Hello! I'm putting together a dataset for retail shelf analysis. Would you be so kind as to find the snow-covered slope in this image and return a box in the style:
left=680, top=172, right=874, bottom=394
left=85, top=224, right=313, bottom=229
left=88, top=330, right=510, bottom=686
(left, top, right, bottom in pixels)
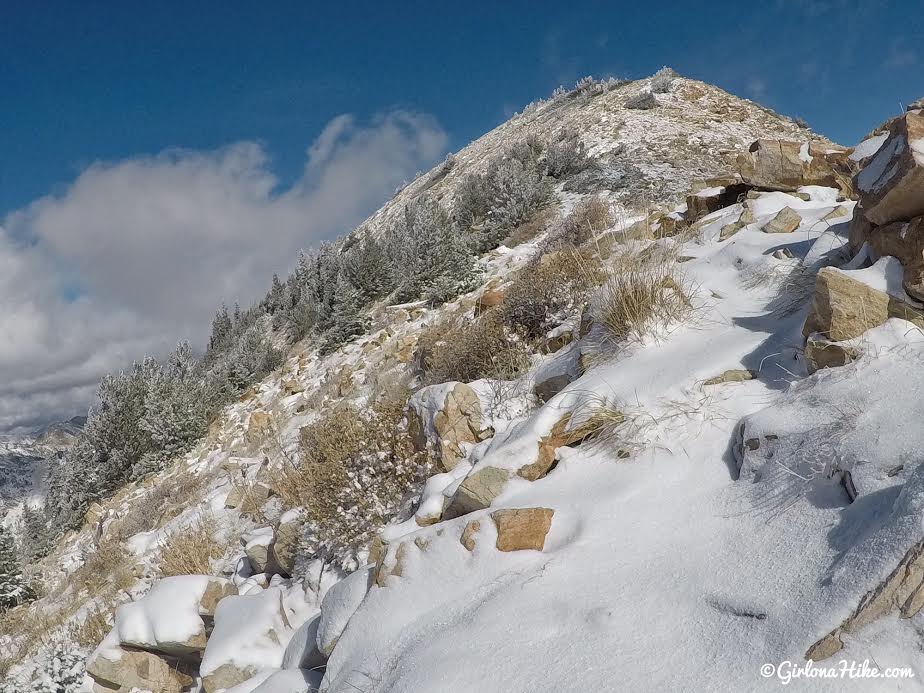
left=13, top=74, right=924, bottom=692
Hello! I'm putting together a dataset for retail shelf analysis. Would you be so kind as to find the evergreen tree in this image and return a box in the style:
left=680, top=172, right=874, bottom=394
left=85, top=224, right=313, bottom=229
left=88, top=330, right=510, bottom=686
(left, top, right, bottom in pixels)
left=207, top=304, right=234, bottom=355
left=342, top=234, right=394, bottom=303
left=0, top=524, right=31, bottom=611
left=320, top=272, right=370, bottom=354
left=18, top=504, right=51, bottom=562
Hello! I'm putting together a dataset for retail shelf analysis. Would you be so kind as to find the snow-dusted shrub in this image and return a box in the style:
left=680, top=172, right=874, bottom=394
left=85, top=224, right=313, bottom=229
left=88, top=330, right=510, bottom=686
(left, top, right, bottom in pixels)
left=480, top=157, right=552, bottom=249
left=420, top=313, right=532, bottom=385
left=650, top=66, right=677, bottom=93
left=543, top=127, right=591, bottom=179
left=501, top=247, right=604, bottom=341
left=0, top=643, right=86, bottom=693
left=625, top=90, right=657, bottom=110
left=277, top=387, right=433, bottom=572
left=591, top=248, right=692, bottom=343
left=157, top=513, right=227, bottom=578
left=0, top=525, right=32, bottom=612
left=544, top=195, right=614, bottom=250
left=73, top=605, right=112, bottom=648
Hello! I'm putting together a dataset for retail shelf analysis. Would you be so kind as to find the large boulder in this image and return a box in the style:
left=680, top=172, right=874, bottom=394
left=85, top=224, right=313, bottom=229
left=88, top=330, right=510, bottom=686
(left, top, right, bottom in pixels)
left=442, top=466, right=511, bottom=520
left=737, top=139, right=852, bottom=193
left=864, top=216, right=924, bottom=301
left=281, top=613, right=326, bottom=671
left=802, top=259, right=924, bottom=343
left=200, top=588, right=293, bottom=693
left=316, top=566, right=373, bottom=657
left=86, top=636, right=195, bottom=693
left=855, top=110, right=924, bottom=226
left=113, top=576, right=237, bottom=658
left=408, top=382, right=489, bottom=471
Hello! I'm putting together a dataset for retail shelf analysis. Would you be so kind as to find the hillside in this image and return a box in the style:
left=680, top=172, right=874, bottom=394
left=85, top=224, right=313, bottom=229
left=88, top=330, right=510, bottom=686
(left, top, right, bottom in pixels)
left=7, top=71, right=924, bottom=692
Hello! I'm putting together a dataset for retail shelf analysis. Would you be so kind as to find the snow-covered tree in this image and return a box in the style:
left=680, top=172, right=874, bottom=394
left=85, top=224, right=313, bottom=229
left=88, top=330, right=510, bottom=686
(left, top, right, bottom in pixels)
left=320, top=272, right=371, bottom=354
left=342, top=233, right=394, bottom=303
left=0, top=524, right=32, bottom=611
left=18, top=504, right=51, bottom=562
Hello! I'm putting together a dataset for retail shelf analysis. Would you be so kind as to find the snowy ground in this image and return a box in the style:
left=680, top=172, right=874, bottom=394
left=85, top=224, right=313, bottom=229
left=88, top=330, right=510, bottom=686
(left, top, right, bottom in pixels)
left=321, top=189, right=924, bottom=692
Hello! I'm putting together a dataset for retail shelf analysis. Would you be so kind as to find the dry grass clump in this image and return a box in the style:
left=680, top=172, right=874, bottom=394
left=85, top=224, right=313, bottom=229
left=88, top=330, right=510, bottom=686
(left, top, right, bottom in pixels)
left=74, top=540, right=136, bottom=596
left=501, top=246, right=604, bottom=341
left=544, top=195, right=614, bottom=250
left=273, top=388, right=433, bottom=571
left=502, top=205, right=557, bottom=247
left=157, top=513, right=226, bottom=578
left=72, top=605, right=113, bottom=648
left=420, top=312, right=532, bottom=385
left=592, top=246, right=693, bottom=344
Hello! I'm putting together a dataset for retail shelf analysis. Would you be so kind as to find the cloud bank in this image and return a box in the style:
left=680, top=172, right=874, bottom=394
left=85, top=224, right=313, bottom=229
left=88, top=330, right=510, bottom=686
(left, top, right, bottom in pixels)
left=0, top=111, right=447, bottom=430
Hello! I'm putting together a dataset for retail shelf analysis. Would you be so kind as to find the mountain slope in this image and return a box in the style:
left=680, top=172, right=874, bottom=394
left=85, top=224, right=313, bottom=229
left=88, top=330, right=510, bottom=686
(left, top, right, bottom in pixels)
left=11, top=73, right=919, bottom=692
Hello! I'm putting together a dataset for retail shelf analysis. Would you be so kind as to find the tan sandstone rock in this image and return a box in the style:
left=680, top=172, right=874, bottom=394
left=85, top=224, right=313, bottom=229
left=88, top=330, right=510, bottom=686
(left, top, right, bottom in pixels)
left=86, top=645, right=194, bottom=693
left=855, top=110, right=924, bottom=226
left=802, top=266, right=924, bottom=342
left=761, top=206, right=802, bottom=234
left=491, top=508, right=555, bottom=552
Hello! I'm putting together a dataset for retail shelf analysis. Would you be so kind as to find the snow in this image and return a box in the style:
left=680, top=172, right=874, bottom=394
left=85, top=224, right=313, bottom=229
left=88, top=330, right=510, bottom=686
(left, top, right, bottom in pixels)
left=113, top=575, right=223, bottom=653
left=831, top=256, right=914, bottom=303
left=200, top=588, right=294, bottom=679
left=316, top=566, right=373, bottom=655
left=850, top=133, right=888, bottom=162
left=857, top=134, right=904, bottom=193
left=695, top=185, right=725, bottom=197
left=321, top=189, right=924, bottom=691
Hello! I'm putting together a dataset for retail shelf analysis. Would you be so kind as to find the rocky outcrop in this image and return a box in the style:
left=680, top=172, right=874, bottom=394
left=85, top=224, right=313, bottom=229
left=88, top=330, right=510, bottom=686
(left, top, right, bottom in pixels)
left=408, top=382, right=491, bottom=471
left=86, top=643, right=196, bottom=693
left=736, top=139, right=852, bottom=193
left=855, top=110, right=924, bottom=227
left=802, top=263, right=924, bottom=343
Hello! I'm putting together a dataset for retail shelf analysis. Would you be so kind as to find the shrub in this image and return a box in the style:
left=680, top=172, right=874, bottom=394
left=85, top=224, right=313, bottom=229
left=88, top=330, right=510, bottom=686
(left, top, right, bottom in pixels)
left=544, top=128, right=591, bottom=179
left=591, top=248, right=693, bottom=343
left=157, top=514, right=226, bottom=578
left=501, top=248, right=604, bottom=341
left=275, top=388, right=433, bottom=572
left=544, top=195, right=614, bottom=250
left=625, top=91, right=657, bottom=110
left=420, top=313, right=532, bottom=385
left=650, top=66, right=677, bottom=93
left=73, top=606, right=112, bottom=648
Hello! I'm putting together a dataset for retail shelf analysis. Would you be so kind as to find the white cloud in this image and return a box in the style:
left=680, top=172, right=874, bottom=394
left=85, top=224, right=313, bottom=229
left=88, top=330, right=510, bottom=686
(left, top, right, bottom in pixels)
left=0, top=110, right=447, bottom=430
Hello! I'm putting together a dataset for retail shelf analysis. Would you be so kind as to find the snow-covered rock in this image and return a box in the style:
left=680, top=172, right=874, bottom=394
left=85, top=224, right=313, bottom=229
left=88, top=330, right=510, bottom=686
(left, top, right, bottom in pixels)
left=316, top=565, right=373, bottom=657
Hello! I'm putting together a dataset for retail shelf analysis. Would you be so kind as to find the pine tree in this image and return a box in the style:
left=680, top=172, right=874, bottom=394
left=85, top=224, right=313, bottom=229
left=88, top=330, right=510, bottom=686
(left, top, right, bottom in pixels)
left=0, top=524, right=32, bottom=611
left=342, top=234, right=394, bottom=303
left=18, top=504, right=51, bottom=562
left=207, top=304, right=234, bottom=355
left=320, top=272, right=370, bottom=354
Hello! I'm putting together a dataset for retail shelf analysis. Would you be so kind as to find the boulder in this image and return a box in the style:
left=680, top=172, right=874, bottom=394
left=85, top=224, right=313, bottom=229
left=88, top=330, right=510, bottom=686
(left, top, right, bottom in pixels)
left=491, top=508, right=555, bottom=552
left=317, top=566, right=373, bottom=657
left=442, top=466, right=511, bottom=519
left=533, top=372, right=574, bottom=403
left=865, top=216, right=924, bottom=301
left=761, top=206, right=802, bottom=234
left=855, top=110, right=924, bottom=226
left=270, top=513, right=301, bottom=577
left=684, top=179, right=751, bottom=223
left=281, top=613, right=326, bottom=671
left=86, top=640, right=195, bottom=693
left=719, top=203, right=757, bottom=241
left=802, top=262, right=924, bottom=342
left=804, top=335, right=858, bottom=374
left=201, top=588, right=293, bottom=693
left=244, top=527, right=276, bottom=574
left=737, top=139, right=852, bottom=193
left=408, top=382, right=488, bottom=471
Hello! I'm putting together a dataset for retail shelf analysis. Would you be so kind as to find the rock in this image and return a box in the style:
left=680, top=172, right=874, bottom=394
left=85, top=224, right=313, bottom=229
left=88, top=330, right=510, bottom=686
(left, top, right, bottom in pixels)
left=855, top=110, right=924, bottom=226
left=86, top=640, right=195, bottom=693
left=806, top=539, right=924, bottom=661
left=491, top=508, right=555, bottom=552
left=244, top=527, right=276, bottom=574
left=201, top=588, right=293, bottom=692
left=203, top=662, right=261, bottom=693
left=865, top=216, right=924, bottom=301
left=737, top=139, right=852, bottom=193
left=270, top=514, right=301, bottom=577
left=114, top=576, right=236, bottom=658
left=460, top=519, right=482, bottom=551
left=408, top=382, right=488, bottom=472
left=804, top=335, right=859, bottom=374
left=625, top=90, right=656, bottom=110
left=519, top=413, right=593, bottom=482
left=847, top=209, right=874, bottom=254
left=761, top=206, right=802, bottom=234
left=703, top=369, right=756, bottom=386
left=281, top=613, right=326, bottom=671
left=280, top=379, right=302, bottom=396
left=442, top=466, right=511, bottom=519
left=317, top=566, right=373, bottom=657
left=533, top=372, right=574, bottom=403
left=802, top=263, right=924, bottom=342
left=246, top=411, right=273, bottom=445
left=684, top=180, right=751, bottom=223
left=225, top=482, right=273, bottom=515
left=540, top=327, right=573, bottom=355
left=475, top=286, right=505, bottom=315
left=719, top=203, right=757, bottom=241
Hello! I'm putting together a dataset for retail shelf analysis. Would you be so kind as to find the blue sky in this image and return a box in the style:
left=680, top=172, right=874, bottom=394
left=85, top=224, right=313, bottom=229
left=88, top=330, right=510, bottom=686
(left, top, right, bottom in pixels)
left=2, top=1, right=923, bottom=216
left=0, top=0, right=922, bottom=429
